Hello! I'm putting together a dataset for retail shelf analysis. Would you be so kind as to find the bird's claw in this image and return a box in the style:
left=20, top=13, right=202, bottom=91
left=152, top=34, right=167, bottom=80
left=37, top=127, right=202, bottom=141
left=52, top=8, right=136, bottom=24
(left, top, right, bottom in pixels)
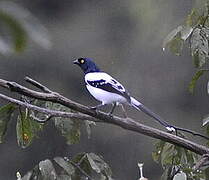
left=90, top=106, right=97, bottom=110
left=108, top=113, right=113, bottom=118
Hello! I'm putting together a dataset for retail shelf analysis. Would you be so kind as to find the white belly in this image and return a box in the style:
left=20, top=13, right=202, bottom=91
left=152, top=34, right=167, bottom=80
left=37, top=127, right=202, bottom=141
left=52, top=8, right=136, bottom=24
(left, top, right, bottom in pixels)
left=86, top=85, right=127, bottom=105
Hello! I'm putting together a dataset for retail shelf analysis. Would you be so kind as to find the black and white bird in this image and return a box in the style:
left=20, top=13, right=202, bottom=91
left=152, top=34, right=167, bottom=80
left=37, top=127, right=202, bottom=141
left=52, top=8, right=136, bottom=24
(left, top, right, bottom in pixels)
left=73, top=57, right=174, bottom=131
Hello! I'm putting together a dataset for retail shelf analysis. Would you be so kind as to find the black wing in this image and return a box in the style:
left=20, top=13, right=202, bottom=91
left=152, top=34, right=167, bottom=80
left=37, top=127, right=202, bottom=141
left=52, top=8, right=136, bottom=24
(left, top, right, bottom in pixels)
left=87, top=79, right=131, bottom=102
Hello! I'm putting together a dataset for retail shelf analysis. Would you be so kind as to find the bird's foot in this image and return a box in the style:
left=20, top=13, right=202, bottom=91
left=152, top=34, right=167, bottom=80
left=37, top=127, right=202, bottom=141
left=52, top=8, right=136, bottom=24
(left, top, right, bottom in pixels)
left=90, top=106, right=97, bottom=110
left=108, top=113, right=114, bottom=118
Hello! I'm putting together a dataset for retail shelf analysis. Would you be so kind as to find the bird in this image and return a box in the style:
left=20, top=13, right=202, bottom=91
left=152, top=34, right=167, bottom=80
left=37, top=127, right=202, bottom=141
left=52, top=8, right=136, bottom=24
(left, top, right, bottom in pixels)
left=73, top=57, right=174, bottom=131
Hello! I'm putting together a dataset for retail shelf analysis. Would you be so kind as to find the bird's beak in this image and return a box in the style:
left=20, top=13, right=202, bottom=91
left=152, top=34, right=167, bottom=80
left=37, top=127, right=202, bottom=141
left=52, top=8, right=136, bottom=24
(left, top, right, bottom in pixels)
left=73, top=59, right=79, bottom=65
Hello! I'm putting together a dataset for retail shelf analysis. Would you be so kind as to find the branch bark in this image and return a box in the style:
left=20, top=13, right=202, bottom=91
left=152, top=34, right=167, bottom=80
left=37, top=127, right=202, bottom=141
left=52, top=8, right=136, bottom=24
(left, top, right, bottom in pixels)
left=0, top=78, right=209, bottom=155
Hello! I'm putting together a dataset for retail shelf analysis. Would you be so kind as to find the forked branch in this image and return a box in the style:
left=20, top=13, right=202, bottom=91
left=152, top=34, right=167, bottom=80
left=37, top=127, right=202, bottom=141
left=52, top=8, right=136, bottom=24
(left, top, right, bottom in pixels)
left=0, top=77, right=209, bottom=156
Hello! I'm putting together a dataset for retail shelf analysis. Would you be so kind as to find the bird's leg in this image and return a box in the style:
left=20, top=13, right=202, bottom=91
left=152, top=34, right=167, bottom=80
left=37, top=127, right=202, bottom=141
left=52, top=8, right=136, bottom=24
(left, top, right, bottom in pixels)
left=120, top=104, right=128, bottom=118
left=90, top=103, right=105, bottom=111
left=108, top=102, right=117, bottom=116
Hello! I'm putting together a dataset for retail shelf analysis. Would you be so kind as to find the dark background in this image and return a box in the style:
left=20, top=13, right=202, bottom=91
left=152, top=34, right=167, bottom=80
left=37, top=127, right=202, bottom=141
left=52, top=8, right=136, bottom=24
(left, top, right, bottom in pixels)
left=0, top=0, right=208, bottom=179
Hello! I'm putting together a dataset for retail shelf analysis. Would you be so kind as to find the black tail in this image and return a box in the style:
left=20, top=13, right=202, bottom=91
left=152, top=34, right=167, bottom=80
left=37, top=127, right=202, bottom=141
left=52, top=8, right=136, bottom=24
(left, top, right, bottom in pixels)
left=130, top=97, right=175, bottom=131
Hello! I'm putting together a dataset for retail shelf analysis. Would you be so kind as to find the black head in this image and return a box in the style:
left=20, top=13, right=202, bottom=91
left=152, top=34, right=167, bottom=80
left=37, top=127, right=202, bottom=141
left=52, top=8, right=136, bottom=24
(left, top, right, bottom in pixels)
left=73, top=57, right=100, bottom=74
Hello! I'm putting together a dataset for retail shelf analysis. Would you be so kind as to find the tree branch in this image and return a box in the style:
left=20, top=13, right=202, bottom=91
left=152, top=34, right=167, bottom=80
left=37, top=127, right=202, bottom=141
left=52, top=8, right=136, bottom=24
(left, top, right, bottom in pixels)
left=193, top=154, right=209, bottom=171
left=1, top=78, right=208, bottom=139
left=24, top=76, right=52, bottom=93
left=0, top=78, right=209, bottom=155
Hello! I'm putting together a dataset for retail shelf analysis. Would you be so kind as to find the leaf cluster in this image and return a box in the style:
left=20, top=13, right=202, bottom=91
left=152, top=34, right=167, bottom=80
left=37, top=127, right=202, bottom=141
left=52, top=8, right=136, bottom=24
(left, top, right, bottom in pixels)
left=163, top=2, right=209, bottom=93
left=152, top=140, right=209, bottom=180
left=19, top=153, right=113, bottom=180
left=0, top=100, right=96, bottom=148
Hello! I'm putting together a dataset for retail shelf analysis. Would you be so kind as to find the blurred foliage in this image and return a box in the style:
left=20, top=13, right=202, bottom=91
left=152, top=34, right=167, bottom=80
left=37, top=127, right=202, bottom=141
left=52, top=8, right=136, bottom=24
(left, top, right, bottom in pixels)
left=45, top=102, right=95, bottom=145
left=152, top=140, right=208, bottom=180
left=17, top=153, right=113, bottom=180
left=163, top=0, right=209, bottom=94
left=163, top=5, right=209, bottom=179
left=0, top=103, right=16, bottom=142
left=0, top=100, right=96, bottom=147
left=0, top=1, right=51, bottom=55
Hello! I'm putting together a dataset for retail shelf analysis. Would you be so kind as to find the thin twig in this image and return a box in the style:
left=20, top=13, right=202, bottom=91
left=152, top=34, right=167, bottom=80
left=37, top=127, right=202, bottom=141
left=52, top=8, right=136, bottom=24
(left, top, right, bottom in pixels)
left=173, top=127, right=209, bottom=140
left=30, top=114, right=54, bottom=123
left=193, top=154, right=209, bottom=171
left=0, top=93, right=98, bottom=122
left=24, top=76, right=52, bottom=93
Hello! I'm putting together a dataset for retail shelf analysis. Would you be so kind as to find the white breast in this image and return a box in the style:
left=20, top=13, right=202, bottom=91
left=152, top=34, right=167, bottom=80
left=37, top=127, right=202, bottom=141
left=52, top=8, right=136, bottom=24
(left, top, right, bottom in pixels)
left=85, top=72, right=127, bottom=105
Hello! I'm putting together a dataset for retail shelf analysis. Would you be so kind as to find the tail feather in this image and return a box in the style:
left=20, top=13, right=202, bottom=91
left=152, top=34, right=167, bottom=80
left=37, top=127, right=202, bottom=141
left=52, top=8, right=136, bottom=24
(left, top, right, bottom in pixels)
left=130, top=97, right=175, bottom=131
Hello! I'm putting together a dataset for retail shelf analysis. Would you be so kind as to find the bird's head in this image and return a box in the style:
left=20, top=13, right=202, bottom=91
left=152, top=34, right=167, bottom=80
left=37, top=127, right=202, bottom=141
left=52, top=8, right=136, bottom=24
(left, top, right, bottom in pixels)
left=73, top=57, right=100, bottom=74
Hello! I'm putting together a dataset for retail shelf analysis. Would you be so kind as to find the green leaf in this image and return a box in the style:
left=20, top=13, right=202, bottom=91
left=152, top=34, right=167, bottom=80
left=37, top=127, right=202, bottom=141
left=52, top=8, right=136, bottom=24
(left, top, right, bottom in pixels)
left=186, top=9, right=200, bottom=27
left=203, top=114, right=209, bottom=126
left=87, top=153, right=113, bottom=178
left=0, top=11, right=26, bottom=53
left=73, top=153, right=92, bottom=178
left=87, top=153, right=102, bottom=173
left=152, top=140, right=166, bottom=163
left=181, top=26, right=194, bottom=41
left=21, top=171, right=33, bottom=180
left=163, top=26, right=183, bottom=51
left=166, top=32, right=184, bottom=56
left=161, top=166, right=173, bottom=180
left=54, top=118, right=81, bottom=145
left=57, top=175, right=71, bottom=180
left=188, top=70, right=207, bottom=94
left=39, top=159, right=57, bottom=179
left=16, top=109, right=43, bottom=148
left=85, top=120, right=96, bottom=139
left=0, top=103, right=16, bottom=143
left=72, top=153, right=113, bottom=179
left=161, top=143, right=177, bottom=167
left=205, top=167, right=209, bottom=180
left=163, top=25, right=193, bottom=56
left=0, top=2, right=51, bottom=55
left=191, top=28, right=209, bottom=68
left=54, top=157, right=75, bottom=176
left=45, top=102, right=84, bottom=144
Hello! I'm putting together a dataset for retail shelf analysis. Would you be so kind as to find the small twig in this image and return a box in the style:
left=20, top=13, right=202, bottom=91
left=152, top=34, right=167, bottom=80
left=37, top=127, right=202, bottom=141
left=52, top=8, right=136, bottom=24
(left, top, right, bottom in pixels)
left=30, top=114, right=54, bottom=123
left=70, top=161, right=94, bottom=180
left=25, top=76, right=52, bottom=93
left=173, top=127, right=209, bottom=140
left=193, top=154, right=209, bottom=171
left=0, top=93, right=98, bottom=122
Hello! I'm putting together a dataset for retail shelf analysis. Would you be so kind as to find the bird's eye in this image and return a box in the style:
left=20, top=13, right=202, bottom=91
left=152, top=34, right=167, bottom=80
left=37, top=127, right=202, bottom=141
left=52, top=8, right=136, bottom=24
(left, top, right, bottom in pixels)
left=80, top=59, right=85, bottom=64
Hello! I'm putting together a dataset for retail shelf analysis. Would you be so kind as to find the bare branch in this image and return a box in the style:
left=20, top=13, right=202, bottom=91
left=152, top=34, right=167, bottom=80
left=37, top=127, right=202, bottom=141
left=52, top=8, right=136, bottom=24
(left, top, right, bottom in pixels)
left=0, top=78, right=209, bottom=155
left=0, top=93, right=98, bottom=122
left=30, top=114, right=54, bottom=123
left=193, top=154, right=209, bottom=171
left=1, top=78, right=207, bottom=139
left=24, top=76, right=52, bottom=93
